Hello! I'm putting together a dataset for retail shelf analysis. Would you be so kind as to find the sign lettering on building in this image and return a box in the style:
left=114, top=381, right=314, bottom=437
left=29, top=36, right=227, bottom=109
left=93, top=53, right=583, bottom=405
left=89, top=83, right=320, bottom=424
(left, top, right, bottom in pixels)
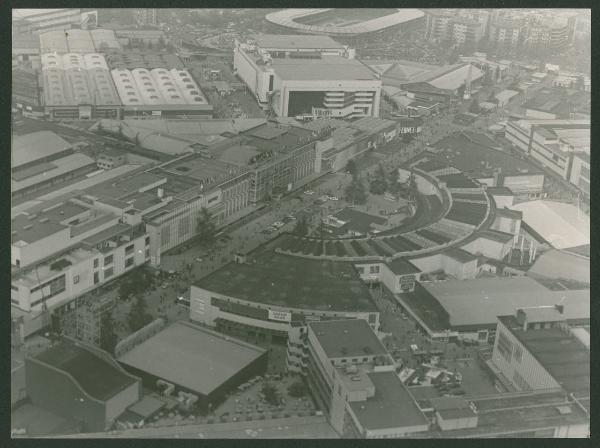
left=268, top=309, right=291, bottom=322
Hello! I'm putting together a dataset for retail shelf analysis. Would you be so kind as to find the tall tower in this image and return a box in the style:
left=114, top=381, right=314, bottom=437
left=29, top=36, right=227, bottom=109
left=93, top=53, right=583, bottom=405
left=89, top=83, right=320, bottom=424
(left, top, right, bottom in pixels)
left=463, top=63, right=473, bottom=100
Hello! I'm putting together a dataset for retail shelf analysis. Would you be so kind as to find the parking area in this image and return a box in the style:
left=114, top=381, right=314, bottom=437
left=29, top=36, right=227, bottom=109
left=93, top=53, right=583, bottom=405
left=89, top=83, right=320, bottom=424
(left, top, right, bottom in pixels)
left=149, top=372, right=317, bottom=428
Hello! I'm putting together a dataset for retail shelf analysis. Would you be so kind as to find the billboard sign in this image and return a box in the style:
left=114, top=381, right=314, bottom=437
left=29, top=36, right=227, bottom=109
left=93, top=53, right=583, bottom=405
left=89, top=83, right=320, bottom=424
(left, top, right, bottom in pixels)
left=268, top=310, right=291, bottom=322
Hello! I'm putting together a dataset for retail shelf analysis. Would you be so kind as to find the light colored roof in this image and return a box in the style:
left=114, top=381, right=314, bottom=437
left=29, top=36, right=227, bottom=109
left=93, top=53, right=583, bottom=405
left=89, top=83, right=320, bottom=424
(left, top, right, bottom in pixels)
left=427, top=64, right=484, bottom=91
left=42, top=53, right=120, bottom=106
left=89, top=29, right=121, bottom=50
left=570, top=327, right=589, bottom=350
left=12, top=131, right=72, bottom=168
left=111, top=68, right=206, bottom=106
left=117, top=322, right=265, bottom=395
left=12, top=153, right=96, bottom=192
left=271, top=56, right=379, bottom=81
left=254, top=34, right=344, bottom=50
left=265, top=8, right=425, bottom=35
left=495, top=89, right=519, bottom=102
left=423, top=277, right=589, bottom=327
left=13, top=9, right=77, bottom=20
left=528, top=249, right=590, bottom=284
left=511, top=200, right=589, bottom=249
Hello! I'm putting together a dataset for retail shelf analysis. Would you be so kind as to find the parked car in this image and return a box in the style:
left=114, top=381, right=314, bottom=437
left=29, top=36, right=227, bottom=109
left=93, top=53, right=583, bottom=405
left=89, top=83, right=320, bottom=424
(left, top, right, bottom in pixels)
left=328, top=196, right=339, bottom=201
left=272, top=221, right=285, bottom=229
left=194, top=257, right=203, bottom=262
left=304, top=190, right=315, bottom=195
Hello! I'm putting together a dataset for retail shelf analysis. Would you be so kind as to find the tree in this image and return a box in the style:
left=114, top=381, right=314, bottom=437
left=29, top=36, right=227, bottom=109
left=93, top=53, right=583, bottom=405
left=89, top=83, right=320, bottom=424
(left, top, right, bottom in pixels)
left=196, top=207, right=217, bottom=245
left=469, top=99, right=480, bottom=114
left=345, top=159, right=358, bottom=177
left=293, top=215, right=310, bottom=236
left=127, top=295, right=153, bottom=333
left=99, top=311, right=118, bottom=354
left=261, top=382, right=280, bottom=406
left=369, top=179, right=387, bottom=195
left=344, top=176, right=367, bottom=205
left=287, top=380, right=307, bottom=398
left=387, top=167, right=399, bottom=187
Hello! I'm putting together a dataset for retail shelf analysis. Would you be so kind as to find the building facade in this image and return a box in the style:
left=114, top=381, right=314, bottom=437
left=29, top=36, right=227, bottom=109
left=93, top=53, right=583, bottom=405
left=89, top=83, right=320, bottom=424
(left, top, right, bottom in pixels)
left=234, top=36, right=381, bottom=119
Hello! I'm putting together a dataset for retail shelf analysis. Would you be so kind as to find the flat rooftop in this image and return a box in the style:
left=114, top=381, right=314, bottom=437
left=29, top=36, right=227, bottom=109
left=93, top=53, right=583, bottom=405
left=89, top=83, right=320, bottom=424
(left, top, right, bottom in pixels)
left=270, top=56, right=379, bottom=82
left=118, top=322, right=266, bottom=396
left=309, top=319, right=387, bottom=359
left=255, top=34, right=344, bottom=50
left=432, top=133, right=543, bottom=177
left=426, top=391, right=589, bottom=437
left=511, top=200, right=590, bottom=250
left=499, top=316, right=590, bottom=395
left=349, top=371, right=429, bottom=431
left=387, top=257, right=421, bottom=275
left=423, top=277, right=590, bottom=328
left=33, top=341, right=137, bottom=401
left=12, top=131, right=72, bottom=169
left=11, top=200, right=89, bottom=244
left=12, top=153, right=96, bottom=193
left=194, top=248, right=376, bottom=312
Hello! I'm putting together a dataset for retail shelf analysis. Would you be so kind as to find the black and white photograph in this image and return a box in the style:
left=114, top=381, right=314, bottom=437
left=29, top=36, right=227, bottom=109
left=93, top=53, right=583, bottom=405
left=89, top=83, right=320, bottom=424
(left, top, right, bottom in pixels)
left=10, top=6, right=591, bottom=439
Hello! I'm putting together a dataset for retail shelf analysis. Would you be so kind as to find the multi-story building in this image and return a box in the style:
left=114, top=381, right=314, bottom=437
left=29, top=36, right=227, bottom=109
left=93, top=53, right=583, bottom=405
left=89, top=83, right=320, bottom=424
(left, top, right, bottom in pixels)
left=524, top=17, right=574, bottom=52
left=189, top=246, right=381, bottom=374
left=11, top=197, right=151, bottom=313
left=425, top=9, right=488, bottom=46
left=424, top=9, right=455, bottom=42
left=504, top=119, right=590, bottom=189
left=488, top=17, right=527, bottom=51
left=134, top=8, right=157, bottom=26
left=450, top=17, right=485, bottom=47
left=306, top=319, right=430, bottom=437
left=568, top=153, right=590, bottom=196
left=491, top=307, right=589, bottom=400
left=234, top=35, right=381, bottom=119
left=75, top=296, right=116, bottom=346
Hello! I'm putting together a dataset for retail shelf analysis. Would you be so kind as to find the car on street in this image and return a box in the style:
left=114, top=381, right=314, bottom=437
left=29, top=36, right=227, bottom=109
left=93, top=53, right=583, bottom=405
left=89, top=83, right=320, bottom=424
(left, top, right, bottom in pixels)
left=328, top=196, right=339, bottom=201
left=272, top=221, right=285, bottom=229
left=194, top=257, right=203, bottom=262
left=304, top=190, right=315, bottom=195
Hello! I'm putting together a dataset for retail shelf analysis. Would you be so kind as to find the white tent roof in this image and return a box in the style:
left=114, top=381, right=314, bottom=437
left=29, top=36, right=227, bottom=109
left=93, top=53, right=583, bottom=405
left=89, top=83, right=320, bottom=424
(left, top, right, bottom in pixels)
left=511, top=200, right=589, bottom=250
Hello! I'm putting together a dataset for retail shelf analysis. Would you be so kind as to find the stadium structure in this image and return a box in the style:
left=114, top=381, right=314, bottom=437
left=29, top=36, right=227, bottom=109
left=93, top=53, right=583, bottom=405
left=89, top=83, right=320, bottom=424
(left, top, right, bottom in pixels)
left=265, top=9, right=426, bottom=43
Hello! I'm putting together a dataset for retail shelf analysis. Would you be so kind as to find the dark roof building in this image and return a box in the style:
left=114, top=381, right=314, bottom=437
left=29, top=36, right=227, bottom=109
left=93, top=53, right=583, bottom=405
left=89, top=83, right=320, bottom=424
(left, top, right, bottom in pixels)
left=25, top=339, right=141, bottom=432
left=194, top=250, right=376, bottom=313
left=117, top=322, right=267, bottom=405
